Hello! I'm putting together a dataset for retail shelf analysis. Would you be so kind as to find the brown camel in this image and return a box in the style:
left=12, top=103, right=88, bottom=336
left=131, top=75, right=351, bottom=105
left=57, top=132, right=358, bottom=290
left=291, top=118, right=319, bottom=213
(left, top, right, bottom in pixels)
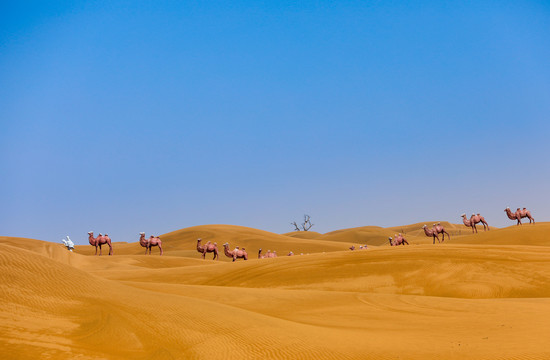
left=223, top=243, right=248, bottom=261
left=505, top=207, right=535, bottom=225
left=287, top=251, right=294, bottom=256
left=258, top=248, right=267, bottom=259
left=433, top=223, right=450, bottom=241
left=196, top=238, right=219, bottom=260
left=139, top=232, right=163, bottom=255
left=469, top=213, right=489, bottom=233
left=389, top=234, right=409, bottom=246
left=87, top=232, right=112, bottom=256
left=87, top=231, right=113, bottom=256
left=422, top=225, right=440, bottom=244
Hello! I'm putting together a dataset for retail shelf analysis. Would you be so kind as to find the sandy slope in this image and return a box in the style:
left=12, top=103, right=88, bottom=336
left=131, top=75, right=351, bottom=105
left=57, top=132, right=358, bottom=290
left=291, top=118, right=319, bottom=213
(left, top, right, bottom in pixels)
left=2, top=223, right=550, bottom=359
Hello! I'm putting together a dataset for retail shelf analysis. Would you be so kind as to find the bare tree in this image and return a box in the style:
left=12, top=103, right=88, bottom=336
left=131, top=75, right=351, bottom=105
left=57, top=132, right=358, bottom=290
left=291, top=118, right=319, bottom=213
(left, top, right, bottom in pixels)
left=302, top=214, right=314, bottom=231
left=291, top=214, right=314, bottom=231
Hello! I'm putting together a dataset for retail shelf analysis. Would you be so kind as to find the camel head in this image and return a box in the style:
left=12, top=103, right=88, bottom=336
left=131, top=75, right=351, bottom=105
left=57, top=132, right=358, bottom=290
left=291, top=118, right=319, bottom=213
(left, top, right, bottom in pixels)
left=223, top=242, right=229, bottom=248
left=197, top=238, right=202, bottom=244
left=422, top=225, right=427, bottom=228
left=461, top=213, right=466, bottom=218
left=139, top=232, right=145, bottom=238
left=88, top=231, right=94, bottom=236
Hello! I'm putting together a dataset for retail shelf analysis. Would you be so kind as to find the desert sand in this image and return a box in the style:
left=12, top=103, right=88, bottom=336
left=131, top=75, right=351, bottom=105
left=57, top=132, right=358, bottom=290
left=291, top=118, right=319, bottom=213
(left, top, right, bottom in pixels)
left=2, top=222, right=550, bottom=359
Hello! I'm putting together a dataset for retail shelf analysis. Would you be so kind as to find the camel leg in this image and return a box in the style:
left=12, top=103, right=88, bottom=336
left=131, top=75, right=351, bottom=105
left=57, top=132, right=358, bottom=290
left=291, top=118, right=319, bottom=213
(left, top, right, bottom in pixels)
left=95, top=245, right=98, bottom=256
left=159, top=245, right=163, bottom=256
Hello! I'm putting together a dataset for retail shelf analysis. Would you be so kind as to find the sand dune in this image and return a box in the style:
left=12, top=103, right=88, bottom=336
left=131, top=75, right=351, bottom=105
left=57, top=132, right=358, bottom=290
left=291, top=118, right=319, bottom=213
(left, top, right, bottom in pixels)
left=2, top=222, right=550, bottom=359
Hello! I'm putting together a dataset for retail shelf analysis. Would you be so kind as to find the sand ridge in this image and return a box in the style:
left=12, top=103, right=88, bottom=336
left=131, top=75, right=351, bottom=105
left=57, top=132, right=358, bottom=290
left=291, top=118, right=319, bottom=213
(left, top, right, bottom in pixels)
left=2, top=223, right=550, bottom=359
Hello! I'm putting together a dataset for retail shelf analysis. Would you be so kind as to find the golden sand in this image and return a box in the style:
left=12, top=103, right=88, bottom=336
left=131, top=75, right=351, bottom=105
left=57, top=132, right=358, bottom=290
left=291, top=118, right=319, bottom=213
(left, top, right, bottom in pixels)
left=2, top=223, right=550, bottom=359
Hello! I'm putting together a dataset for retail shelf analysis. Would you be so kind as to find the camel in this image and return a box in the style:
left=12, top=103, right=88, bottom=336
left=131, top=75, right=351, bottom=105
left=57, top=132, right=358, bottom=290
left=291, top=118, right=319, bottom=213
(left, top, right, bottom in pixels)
left=196, top=238, right=219, bottom=260
left=469, top=214, right=489, bottom=233
left=287, top=251, right=294, bottom=256
left=349, top=245, right=356, bottom=251
left=259, top=249, right=278, bottom=258
left=505, top=207, right=535, bottom=225
left=223, top=243, right=248, bottom=261
left=87, top=231, right=113, bottom=255
left=433, top=223, right=450, bottom=241
left=139, top=232, right=163, bottom=255
left=389, top=234, right=409, bottom=246
left=422, top=225, right=440, bottom=244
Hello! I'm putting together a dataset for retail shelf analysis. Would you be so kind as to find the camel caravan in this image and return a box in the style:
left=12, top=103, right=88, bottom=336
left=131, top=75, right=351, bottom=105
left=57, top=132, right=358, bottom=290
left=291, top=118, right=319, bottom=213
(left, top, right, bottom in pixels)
left=75, top=206, right=534, bottom=256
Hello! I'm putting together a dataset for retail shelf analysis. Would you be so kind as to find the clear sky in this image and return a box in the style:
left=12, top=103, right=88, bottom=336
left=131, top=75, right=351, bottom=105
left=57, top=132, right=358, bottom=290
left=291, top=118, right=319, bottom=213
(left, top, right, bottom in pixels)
left=1, top=1, right=549, bottom=245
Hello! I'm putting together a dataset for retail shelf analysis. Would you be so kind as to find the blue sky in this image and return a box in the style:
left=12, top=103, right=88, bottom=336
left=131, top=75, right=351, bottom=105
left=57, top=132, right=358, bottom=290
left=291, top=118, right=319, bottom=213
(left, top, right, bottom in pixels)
left=1, top=1, right=549, bottom=244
